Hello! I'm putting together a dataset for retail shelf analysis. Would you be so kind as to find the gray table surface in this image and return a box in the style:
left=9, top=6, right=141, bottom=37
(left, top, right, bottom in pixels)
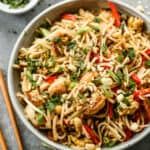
left=0, top=0, right=150, bottom=150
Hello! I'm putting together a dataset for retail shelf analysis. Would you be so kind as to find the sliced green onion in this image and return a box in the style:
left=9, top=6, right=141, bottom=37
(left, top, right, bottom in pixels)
left=77, top=27, right=90, bottom=34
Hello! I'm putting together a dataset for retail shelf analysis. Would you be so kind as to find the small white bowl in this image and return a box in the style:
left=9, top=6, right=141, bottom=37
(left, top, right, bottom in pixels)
left=0, top=0, right=39, bottom=14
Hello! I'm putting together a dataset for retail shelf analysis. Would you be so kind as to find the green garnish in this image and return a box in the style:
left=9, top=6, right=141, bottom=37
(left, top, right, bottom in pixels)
left=26, top=71, right=37, bottom=87
left=90, top=23, right=100, bottom=31
left=103, top=88, right=114, bottom=98
left=101, top=42, right=108, bottom=52
left=108, top=70, right=122, bottom=85
left=77, top=27, right=90, bottom=34
left=128, top=48, right=135, bottom=60
left=128, top=79, right=136, bottom=93
left=39, top=28, right=50, bottom=37
left=93, top=77, right=101, bottom=86
left=67, top=41, right=76, bottom=50
left=53, top=37, right=62, bottom=43
left=0, top=0, right=29, bottom=8
left=145, top=60, right=150, bottom=68
left=46, top=95, right=61, bottom=112
left=69, top=82, right=77, bottom=89
left=83, top=48, right=89, bottom=54
left=122, top=48, right=135, bottom=60
left=37, top=114, right=44, bottom=125
left=122, top=97, right=130, bottom=106
left=117, top=54, right=124, bottom=63
left=70, top=73, right=78, bottom=82
left=94, top=17, right=101, bottom=23
left=27, top=58, right=39, bottom=73
left=103, top=137, right=117, bottom=147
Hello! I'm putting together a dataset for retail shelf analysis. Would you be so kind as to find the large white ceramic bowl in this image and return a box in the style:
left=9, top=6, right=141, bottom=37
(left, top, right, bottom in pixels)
left=8, top=0, right=150, bottom=149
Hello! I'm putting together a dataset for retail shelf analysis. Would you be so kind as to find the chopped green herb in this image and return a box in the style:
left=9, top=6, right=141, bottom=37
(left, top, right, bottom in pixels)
left=90, top=23, right=100, bottom=31
left=123, top=97, right=130, bottom=106
left=127, top=79, right=136, bottom=95
left=46, top=95, right=61, bottom=112
left=37, top=114, right=44, bottom=125
left=93, top=77, right=101, bottom=86
left=83, top=48, right=89, bottom=54
left=53, top=37, right=62, bottom=43
left=117, top=54, right=124, bottom=63
left=103, top=88, right=114, bottom=98
left=77, top=27, right=90, bottom=34
left=122, top=50, right=128, bottom=57
left=145, top=60, right=150, bottom=68
left=101, top=43, right=108, bottom=52
left=103, top=137, right=117, bottom=147
left=69, top=82, right=77, bottom=89
left=128, top=48, right=135, bottom=60
left=122, top=48, right=135, bottom=60
left=108, top=70, right=121, bottom=85
left=27, top=58, right=39, bottom=73
left=26, top=71, right=37, bottom=87
left=70, top=73, right=78, bottom=82
left=67, top=41, right=76, bottom=50
left=0, top=0, right=29, bottom=8
left=116, top=69, right=124, bottom=81
left=94, top=17, right=101, bottom=23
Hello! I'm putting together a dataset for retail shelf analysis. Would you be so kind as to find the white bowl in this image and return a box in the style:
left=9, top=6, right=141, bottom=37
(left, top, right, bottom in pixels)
left=8, top=0, right=150, bottom=149
left=0, top=0, right=39, bottom=14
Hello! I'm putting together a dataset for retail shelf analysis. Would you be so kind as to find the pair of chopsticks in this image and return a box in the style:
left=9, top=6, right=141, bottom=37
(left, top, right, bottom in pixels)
left=0, top=69, right=23, bottom=150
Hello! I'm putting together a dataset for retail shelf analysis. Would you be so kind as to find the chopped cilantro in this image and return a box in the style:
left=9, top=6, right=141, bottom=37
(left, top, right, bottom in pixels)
left=37, top=114, right=44, bottom=125
left=128, top=48, right=135, bottom=60
left=46, top=95, right=61, bottom=112
left=101, top=43, right=108, bottom=52
left=108, top=70, right=121, bottom=85
left=67, top=41, right=76, bottom=50
left=94, top=17, right=101, bottom=23
left=145, top=60, right=150, bottom=68
left=53, top=37, right=62, bottom=43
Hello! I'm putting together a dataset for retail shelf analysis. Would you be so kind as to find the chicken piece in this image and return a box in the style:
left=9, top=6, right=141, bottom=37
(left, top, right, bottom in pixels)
left=127, top=16, right=144, bottom=31
left=84, top=95, right=106, bottom=116
left=21, top=76, right=32, bottom=92
left=48, top=77, right=70, bottom=96
left=80, top=72, right=98, bottom=84
left=27, top=90, right=44, bottom=106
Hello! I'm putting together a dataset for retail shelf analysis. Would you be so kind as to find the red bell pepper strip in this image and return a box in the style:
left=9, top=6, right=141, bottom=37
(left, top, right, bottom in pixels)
left=108, top=2, right=121, bottom=27
left=83, top=125, right=100, bottom=145
left=131, top=73, right=141, bottom=85
left=45, top=75, right=57, bottom=84
left=133, top=88, right=150, bottom=102
left=90, top=51, right=100, bottom=63
left=133, top=90, right=141, bottom=103
left=62, top=13, right=77, bottom=21
left=108, top=102, right=113, bottom=119
left=124, top=127, right=133, bottom=141
left=145, top=49, right=150, bottom=55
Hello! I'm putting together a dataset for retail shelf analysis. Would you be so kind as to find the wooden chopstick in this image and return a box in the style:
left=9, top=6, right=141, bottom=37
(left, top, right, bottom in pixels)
left=0, top=129, right=7, bottom=150
left=0, top=69, right=23, bottom=150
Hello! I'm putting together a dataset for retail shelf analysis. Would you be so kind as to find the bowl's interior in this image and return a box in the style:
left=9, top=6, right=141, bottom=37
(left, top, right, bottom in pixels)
left=8, top=0, right=150, bottom=150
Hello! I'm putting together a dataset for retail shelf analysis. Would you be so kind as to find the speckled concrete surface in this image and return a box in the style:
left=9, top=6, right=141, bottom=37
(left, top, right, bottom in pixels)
left=0, top=0, right=150, bottom=150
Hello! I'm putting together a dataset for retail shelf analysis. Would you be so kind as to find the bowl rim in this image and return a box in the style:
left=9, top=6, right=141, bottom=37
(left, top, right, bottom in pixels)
left=8, top=0, right=150, bottom=149
left=0, top=0, right=39, bottom=14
